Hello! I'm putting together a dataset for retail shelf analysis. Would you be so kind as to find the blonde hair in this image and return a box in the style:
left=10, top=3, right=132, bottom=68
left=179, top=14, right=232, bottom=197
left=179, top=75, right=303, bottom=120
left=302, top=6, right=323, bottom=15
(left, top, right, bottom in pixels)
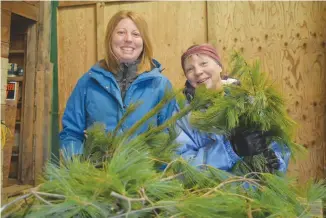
left=103, top=10, right=154, bottom=74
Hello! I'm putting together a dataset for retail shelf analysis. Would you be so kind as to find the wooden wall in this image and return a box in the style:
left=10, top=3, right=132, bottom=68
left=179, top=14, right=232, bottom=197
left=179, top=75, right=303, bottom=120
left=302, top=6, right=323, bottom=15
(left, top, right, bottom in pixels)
left=57, top=1, right=326, bottom=182
left=207, top=1, right=326, bottom=181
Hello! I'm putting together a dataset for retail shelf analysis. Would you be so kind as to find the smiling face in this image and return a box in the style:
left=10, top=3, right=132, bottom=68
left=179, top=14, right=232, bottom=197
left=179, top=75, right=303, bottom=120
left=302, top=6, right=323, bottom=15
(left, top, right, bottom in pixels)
left=183, top=54, right=222, bottom=90
left=111, top=18, right=143, bottom=63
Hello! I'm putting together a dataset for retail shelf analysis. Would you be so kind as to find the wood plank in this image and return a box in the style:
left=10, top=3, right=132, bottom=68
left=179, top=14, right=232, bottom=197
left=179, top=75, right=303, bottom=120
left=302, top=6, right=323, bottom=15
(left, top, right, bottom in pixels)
left=20, top=24, right=37, bottom=185
left=41, top=63, right=53, bottom=181
left=9, top=50, right=25, bottom=55
left=1, top=1, right=39, bottom=21
left=96, top=2, right=105, bottom=61
left=23, top=1, right=40, bottom=7
left=34, top=1, right=52, bottom=185
left=7, top=76, right=24, bottom=82
left=58, top=1, right=97, bottom=7
left=33, top=69, right=44, bottom=184
left=3, top=82, right=20, bottom=187
left=57, top=4, right=97, bottom=127
left=1, top=41, right=10, bottom=58
left=207, top=1, right=326, bottom=182
left=1, top=9, right=11, bottom=43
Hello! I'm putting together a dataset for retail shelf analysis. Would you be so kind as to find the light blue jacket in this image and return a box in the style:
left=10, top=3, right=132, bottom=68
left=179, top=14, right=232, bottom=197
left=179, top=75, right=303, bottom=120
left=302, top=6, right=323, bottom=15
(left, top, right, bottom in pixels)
left=175, top=108, right=291, bottom=173
left=59, top=60, right=175, bottom=156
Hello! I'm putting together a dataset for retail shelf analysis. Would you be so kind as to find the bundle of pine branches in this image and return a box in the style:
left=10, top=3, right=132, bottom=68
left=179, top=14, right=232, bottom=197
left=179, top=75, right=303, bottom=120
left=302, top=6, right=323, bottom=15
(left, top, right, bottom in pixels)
left=1, top=55, right=324, bottom=217
left=190, top=53, right=306, bottom=174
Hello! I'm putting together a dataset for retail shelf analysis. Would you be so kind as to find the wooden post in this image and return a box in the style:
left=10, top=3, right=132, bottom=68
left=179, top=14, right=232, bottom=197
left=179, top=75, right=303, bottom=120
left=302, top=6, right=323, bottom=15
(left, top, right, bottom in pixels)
left=34, top=1, right=52, bottom=185
left=20, top=23, right=37, bottom=185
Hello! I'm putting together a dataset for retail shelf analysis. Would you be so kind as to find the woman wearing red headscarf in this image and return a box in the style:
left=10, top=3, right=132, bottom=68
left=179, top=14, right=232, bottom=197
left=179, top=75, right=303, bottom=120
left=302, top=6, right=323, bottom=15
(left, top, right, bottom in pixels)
left=175, top=44, right=291, bottom=174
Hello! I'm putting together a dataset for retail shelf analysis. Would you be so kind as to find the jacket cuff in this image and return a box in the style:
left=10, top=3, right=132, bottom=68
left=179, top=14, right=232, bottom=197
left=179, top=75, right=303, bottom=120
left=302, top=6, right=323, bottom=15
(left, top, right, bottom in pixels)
left=223, top=136, right=242, bottom=165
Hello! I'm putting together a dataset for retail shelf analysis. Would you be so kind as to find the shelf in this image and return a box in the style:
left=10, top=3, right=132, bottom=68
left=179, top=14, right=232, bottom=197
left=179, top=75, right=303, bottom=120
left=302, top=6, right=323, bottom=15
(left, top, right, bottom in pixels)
left=9, top=50, right=24, bottom=55
left=7, top=76, right=24, bottom=82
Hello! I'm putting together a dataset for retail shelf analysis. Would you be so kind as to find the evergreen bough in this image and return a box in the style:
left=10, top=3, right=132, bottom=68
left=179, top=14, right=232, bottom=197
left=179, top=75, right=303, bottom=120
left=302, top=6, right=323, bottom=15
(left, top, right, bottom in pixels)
left=1, top=54, right=324, bottom=218
left=190, top=52, right=306, bottom=174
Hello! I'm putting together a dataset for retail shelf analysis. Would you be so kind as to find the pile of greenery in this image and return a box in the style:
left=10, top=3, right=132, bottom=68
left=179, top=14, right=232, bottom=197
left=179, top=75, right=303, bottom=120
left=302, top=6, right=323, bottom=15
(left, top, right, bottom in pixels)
left=2, top=122, right=325, bottom=217
left=1, top=54, right=324, bottom=218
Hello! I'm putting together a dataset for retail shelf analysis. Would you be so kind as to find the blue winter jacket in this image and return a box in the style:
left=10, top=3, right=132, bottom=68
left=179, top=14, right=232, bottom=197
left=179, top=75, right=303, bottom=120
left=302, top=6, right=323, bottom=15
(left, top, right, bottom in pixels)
left=175, top=107, right=291, bottom=174
left=59, top=60, right=175, bottom=156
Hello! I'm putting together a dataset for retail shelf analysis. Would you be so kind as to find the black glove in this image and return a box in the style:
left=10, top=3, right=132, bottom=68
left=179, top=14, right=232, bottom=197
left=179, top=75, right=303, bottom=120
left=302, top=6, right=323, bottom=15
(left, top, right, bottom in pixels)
left=230, top=128, right=270, bottom=156
left=263, top=149, right=280, bottom=173
left=230, top=128, right=281, bottom=173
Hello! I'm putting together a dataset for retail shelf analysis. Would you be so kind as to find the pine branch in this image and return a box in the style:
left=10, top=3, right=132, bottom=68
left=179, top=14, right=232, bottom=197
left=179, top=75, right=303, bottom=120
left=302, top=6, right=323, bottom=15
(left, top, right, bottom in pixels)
left=109, top=205, right=172, bottom=218
left=0, top=193, right=32, bottom=213
left=122, top=89, right=177, bottom=141
left=31, top=192, right=52, bottom=205
left=112, top=102, right=142, bottom=139
left=202, top=177, right=260, bottom=197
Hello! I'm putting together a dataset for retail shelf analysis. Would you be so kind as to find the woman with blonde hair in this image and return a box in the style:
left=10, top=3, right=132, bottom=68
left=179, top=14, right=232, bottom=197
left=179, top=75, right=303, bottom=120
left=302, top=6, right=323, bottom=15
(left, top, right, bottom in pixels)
left=60, top=11, right=175, bottom=156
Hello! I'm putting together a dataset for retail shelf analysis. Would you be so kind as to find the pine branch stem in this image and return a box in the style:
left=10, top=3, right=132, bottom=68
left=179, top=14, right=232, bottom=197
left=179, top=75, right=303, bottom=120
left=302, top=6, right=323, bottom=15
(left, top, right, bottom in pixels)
left=169, top=212, right=184, bottom=218
left=297, top=205, right=311, bottom=218
left=202, top=178, right=259, bottom=197
left=214, top=189, right=254, bottom=202
left=110, top=191, right=145, bottom=202
left=247, top=201, right=253, bottom=218
left=123, top=91, right=178, bottom=141
left=0, top=193, right=32, bottom=213
left=161, top=172, right=184, bottom=182
left=108, top=205, right=170, bottom=218
left=139, top=188, right=159, bottom=217
left=31, top=191, right=52, bottom=205
left=160, top=160, right=177, bottom=179
left=35, top=191, right=66, bottom=199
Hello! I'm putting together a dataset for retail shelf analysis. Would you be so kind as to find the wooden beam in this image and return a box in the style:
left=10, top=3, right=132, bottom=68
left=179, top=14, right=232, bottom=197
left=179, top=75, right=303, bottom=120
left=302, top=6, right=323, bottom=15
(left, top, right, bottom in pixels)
left=33, top=69, right=44, bottom=184
left=20, top=24, right=37, bottom=185
left=96, top=2, right=105, bottom=61
left=23, top=1, right=40, bottom=7
left=1, top=42, right=9, bottom=58
left=1, top=9, right=11, bottom=43
left=58, top=1, right=96, bottom=7
left=34, top=1, right=52, bottom=185
left=1, top=1, right=38, bottom=21
left=58, top=1, right=122, bottom=8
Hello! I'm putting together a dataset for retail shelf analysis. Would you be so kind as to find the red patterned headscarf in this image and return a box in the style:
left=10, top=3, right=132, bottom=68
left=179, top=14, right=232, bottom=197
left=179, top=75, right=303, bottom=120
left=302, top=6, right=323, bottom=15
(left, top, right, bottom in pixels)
left=181, top=44, right=222, bottom=71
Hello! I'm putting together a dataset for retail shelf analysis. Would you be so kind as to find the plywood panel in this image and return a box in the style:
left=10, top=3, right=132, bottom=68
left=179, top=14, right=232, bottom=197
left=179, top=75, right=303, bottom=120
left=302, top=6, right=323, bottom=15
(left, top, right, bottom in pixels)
left=207, top=1, right=326, bottom=181
left=57, top=5, right=97, bottom=127
left=104, top=1, right=207, bottom=89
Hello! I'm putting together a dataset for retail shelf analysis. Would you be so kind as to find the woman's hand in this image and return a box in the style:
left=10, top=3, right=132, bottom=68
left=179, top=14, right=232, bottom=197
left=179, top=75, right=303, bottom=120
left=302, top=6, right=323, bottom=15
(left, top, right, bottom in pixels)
left=230, top=129, right=270, bottom=156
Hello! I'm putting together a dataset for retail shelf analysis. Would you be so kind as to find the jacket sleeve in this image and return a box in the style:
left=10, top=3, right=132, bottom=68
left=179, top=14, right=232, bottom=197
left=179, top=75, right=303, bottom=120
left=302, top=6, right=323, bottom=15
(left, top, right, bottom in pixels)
left=175, top=106, right=241, bottom=171
left=59, top=77, right=87, bottom=158
left=269, top=141, right=291, bottom=173
left=157, top=79, right=176, bottom=125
